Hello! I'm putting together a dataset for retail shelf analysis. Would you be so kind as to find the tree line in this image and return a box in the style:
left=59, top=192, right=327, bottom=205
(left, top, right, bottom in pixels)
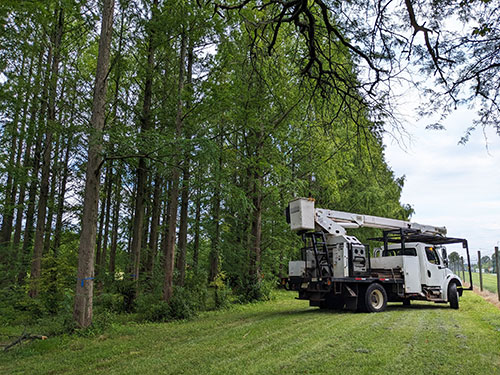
left=1, top=0, right=416, bottom=328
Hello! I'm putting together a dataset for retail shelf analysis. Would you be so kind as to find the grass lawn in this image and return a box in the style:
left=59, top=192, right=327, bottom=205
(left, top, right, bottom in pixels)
left=470, top=272, right=499, bottom=295
left=1, top=290, right=499, bottom=375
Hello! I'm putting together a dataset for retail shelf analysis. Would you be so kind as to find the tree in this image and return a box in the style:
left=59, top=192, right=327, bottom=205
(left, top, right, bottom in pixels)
left=73, top=0, right=115, bottom=328
left=213, top=0, right=500, bottom=138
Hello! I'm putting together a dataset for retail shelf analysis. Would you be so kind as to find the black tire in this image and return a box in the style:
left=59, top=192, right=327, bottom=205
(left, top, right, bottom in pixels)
left=364, top=283, right=388, bottom=313
left=448, top=283, right=459, bottom=309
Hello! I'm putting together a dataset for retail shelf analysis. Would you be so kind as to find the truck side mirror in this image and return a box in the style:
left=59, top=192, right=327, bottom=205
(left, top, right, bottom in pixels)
left=442, top=248, right=448, bottom=267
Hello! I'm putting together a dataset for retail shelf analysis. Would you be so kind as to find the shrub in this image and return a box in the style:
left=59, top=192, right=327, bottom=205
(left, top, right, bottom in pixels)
left=167, top=287, right=197, bottom=320
left=235, top=275, right=273, bottom=304
left=210, top=271, right=231, bottom=309
left=136, top=286, right=200, bottom=322
left=94, top=292, right=125, bottom=313
left=76, top=310, right=115, bottom=337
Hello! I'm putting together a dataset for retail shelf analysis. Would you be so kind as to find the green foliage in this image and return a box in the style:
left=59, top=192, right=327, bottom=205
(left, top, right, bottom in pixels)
left=136, top=283, right=206, bottom=322
left=94, top=293, right=125, bottom=314
left=1, top=0, right=416, bottom=332
left=235, top=275, right=274, bottom=304
left=210, top=271, right=231, bottom=309
left=75, top=310, right=115, bottom=338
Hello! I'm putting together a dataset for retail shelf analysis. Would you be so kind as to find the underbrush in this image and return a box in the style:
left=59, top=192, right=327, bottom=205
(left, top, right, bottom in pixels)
left=1, top=273, right=280, bottom=344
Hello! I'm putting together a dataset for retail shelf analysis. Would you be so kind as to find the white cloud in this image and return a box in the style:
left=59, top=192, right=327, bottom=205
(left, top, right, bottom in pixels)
left=384, top=107, right=500, bottom=259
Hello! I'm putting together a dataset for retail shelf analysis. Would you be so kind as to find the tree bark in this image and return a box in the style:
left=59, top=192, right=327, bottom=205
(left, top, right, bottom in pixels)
left=163, top=32, right=187, bottom=302
left=73, top=0, right=114, bottom=328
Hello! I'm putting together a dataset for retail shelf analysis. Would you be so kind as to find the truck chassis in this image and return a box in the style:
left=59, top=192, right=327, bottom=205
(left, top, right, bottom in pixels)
left=284, top=222, right=472, bottom=312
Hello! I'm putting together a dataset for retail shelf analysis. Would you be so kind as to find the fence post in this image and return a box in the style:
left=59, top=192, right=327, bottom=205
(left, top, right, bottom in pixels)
left=461, top=256, right=465, bottom=281
left=478, top=250, right=483, bottom=292
left=495, top=246, right=499, bottom=301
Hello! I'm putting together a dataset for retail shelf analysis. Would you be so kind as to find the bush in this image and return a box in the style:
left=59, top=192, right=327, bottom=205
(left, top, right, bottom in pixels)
left=184, top=271, right=209, bottom=311
left=210, top=271, right=231, bottom=309
left=167, top=287, right=197, bottom=320
left=235, top=275, right=274, bottom=304
left=136, top=286, right=200, bottom=322
left=94, top=293, right=125, bottom=314
left=76, top=310, right=115, bottom=337
left=116, top=279, right=137, bottom=313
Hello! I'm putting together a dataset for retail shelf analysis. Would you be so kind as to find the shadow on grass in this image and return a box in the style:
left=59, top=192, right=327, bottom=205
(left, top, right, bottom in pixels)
left=385, top=302, right=450, bottom=311
left=240, top=301, right=452, bottom=322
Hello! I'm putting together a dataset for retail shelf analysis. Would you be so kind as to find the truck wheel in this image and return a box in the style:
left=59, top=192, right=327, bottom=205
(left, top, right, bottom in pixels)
left=364, top=283, right=387, bottom=313
left=448, top=283, right=459, bottom=309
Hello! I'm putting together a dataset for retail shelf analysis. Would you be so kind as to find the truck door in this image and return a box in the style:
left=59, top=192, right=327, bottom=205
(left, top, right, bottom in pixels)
left=421, top=246, right=446, bottom=287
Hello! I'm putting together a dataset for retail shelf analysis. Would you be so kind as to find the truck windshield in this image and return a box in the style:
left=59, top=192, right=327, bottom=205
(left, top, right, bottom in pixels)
left=382, top=248, right=416, bottom=256
left=425, top=247, right=440, bottom=265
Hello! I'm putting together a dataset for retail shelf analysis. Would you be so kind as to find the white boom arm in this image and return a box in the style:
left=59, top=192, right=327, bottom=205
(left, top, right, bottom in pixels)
left=289, top=198, right=447, bottom=237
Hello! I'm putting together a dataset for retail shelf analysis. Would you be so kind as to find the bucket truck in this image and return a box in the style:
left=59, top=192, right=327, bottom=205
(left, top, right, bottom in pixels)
left=283, top=198, right=473, bottom=312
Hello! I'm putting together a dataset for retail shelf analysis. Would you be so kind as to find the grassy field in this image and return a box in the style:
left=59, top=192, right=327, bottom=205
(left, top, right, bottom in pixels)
left=1, top=290, right=500, bottom=375
left=470, top=272, right=499, bottom=294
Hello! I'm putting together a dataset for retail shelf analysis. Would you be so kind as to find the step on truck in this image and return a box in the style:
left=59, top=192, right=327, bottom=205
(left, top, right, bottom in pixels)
left=283, top=198, right=473, bottom=312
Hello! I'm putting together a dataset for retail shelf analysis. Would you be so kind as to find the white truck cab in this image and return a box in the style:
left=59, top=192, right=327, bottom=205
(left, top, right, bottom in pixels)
left=372, top=242, right=462, bottom=302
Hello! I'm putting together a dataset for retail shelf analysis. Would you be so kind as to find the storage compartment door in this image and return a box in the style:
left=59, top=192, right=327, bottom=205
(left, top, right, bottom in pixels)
left=402, top=256, right=421, bottom=293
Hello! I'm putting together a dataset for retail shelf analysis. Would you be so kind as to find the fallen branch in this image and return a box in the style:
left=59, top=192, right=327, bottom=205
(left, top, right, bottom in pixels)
left=2, top=329, right=48, bottom=352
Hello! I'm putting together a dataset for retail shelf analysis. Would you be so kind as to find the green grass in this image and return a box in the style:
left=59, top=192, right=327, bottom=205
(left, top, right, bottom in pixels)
left=470, top=272, right=499, bottom=294
left=1, top=290, right=500, bottom=375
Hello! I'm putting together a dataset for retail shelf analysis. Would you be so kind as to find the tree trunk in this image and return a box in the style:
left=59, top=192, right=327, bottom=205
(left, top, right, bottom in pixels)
left=73, top=0, right=114, bottom=328
left=29, top=8, right=64, bottom=297
left=129, top=0, right=158, bottom=292
left=42, top=133, right=60, bottom=254
left=249, top=127, right=264, bottom=278
left=17, top=48, right=49, bottom=284
left=163, top=32, right=187, bottom=302
left=192, top=181, right=201, bottom=271
left=108, top=170, right=121, bottom=276
left=100, top=163, right=113, bottom=272
left=209, top=132, right=223, bottom=282
left=175, top=41, right=193, bottom=287
left=249, top=174, right=263, bottom=278
left=0, top=55, right=26, bottom=247
left=106, top=7, right=126, bottom=278
left=53, top=129, right=74, bottom=255
left=176, top=162, right=190, bottom=286
left=95, top=164, right=109, bottom=272
left=146, top=174, right=162, bottom=276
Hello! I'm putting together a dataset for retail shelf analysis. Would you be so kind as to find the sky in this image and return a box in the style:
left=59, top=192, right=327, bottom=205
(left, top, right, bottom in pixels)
left=383, top=107, right=500, bottom=262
